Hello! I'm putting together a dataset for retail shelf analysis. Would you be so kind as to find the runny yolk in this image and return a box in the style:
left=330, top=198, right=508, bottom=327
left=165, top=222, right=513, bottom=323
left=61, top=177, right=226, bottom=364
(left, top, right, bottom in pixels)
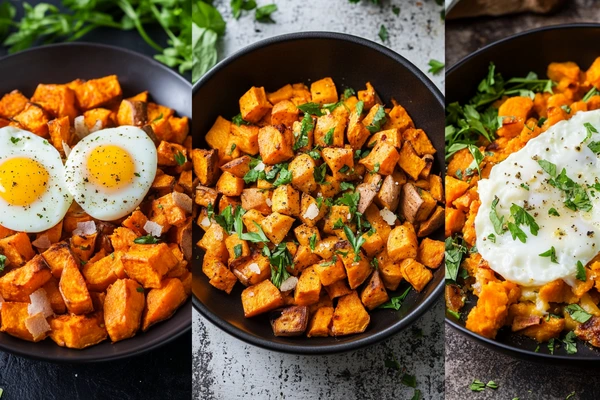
left=87, top=145, right=135, bottom=191
left=0, top=157, right=49, bottom=206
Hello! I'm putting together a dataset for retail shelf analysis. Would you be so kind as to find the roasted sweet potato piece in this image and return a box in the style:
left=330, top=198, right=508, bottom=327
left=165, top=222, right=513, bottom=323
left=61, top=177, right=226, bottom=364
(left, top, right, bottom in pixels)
left=31, top=83, right=78, bottom=120
left=82, top=252, right=120, bottom=292
left=157, top=141, right=187, bottom=167
left=240, top=86, right=271, bottom=123
left=258, top=125, right=294, bottom=164
left=0, top=90, right=29, bottom=118
left=331, top=291, right=370, bottom=336
left=387, top=222, right=418, bottom=262
left=49, top=312, right=108, bottom=349
left=0, top=255, right=52, bottom=302
left=1, top=302, right=40, bottom=341
left=294, top=266, right=322, bottom=306
left=397, top=142, right=426, bottom=180
left=359, top=141, right=399, bottom=175
left=241, top=279, right=284, bottom=317
left=271, top=100, right=299, bottom=128
left=0, top=232, right=35, bottom=267
left=337, top=244, right=372, bottom=289
left=271, top=184, right=300, bottom=216
left=314, top=112, right=346, bottom=147
left=310, top=77, right=338, bottom=105
left=417, top=238, right=444, bottom=268
left=313, top=257, right=347, bottom=286
left=110, top=227, right=137, bottom=253
left=48, top=116, right=72, bottom=155
left=74, top=75, right=122, bottom=110
left=42, top=277, right=67, bottom=314
left=261, top=212, right=295, bottom=244
left=220, top=155, right=252, bottom=178
left=192, top=149, right=220, bottom=186
left=400, top=183, right=436, bottom=223
left=307, top=306, right=334, bottom=337
left=289, top=154, right=318, bottom=193
left=270, top=305, right=309, bottom=336
left=13, top=103, right=49, bottom=137
left=216, top=171, right=244, bottom=196
left=400, top=258, right=432, bottom=292
left=117, top=99, right=147, bottom=127
left=104, top=279, right=145, bottom=342
left=465, top=281, right=519, bottom=339
left=70, top=232, right=97, bottom=262
left=142, top=278, right=187, bottom=331
left=403, top=128, right=436, bottom=156
left=203, top=257, right=237, bottom=293
left=360, top=270, right=389, bottom=310
left=122, top=243, right=179, bottom=288
left=60, top=257, right=94, bottom=315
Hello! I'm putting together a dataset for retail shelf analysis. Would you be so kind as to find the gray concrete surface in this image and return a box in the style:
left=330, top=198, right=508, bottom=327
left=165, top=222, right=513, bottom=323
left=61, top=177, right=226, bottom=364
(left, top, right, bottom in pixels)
left=193, top=1, right=445, bottom=399
left=445, top=2, right=600, bottom=400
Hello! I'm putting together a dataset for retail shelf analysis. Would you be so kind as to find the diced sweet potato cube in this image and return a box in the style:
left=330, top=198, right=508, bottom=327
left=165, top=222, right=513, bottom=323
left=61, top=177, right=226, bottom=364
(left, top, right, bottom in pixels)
left=307, top=306, right=334, bottom=337
left=230, top=123, right=260, bottom=155
left=359, top=141, right=399, bottom=175
left=31, top=83, right=78, bottom=120
left=192, top=148, right=220, bottom=186
left=239, top=86, right=271, bottom=123
left=314, top=113, right=346, bottom=147
left=141, top=278, right=187, bottom=331
left=0, top=90, right=28, bottom=118
left=110, top=227, right=137, bottom=253
left=48, top=116, right=72, bottom=155
left=82, top=252, right=120, bottom=292
left=360, top=230, right=385, bottom=257
left=74, top=75, right=122, bottom=110
left=271, top=100, right=299, bottom=128
left=323, top=205, right=352, bottom=235
left=220, top=155, right=252, bottom=178
left=299, top=193, right=327, bottom=227
left=400, top=258, right=432, bottom=292
left=231, top=251, right=270, bottom=286
left=314, top=257, right=347, bottom=286
left=122, top=243, right=179, bottom=288
left=378, top=255, right=403, bottom=291
left=387, top=222, right=418, bottom=262
left=347, top=108, right=371, bottom=149
left=153, top=191, right=192, bottom=228
left=0, top=255, right=52, bottom=302
left=397, top=142, right=426, bottom=180
left=310, top=77, right=338, bottom=105
left=260, top=212, right=295, bottom=244
left=0, top=232, right=35, bottom=267
left=417, top=238, right=444, bottom=269
left=322, top=147, right=354, bottom=179
left=331, top=291, right=370, bottom=336
left=271, top=184, right=300, bottom=216
left=41, top=242, right=77, bottom=279
left=104, top=279, right=145, bottom=342
left=360, top=270, right=389, bottom=310
left=216, top=171, right=244, bottom=196
left=289, top=154, right=317, bottom=193
left=271, top=305, right=309, bottom=337
left=60, top=257, right=94, bottom=315
left=42, top=277, right=67, bottom=314
left=267, top=84, right=294, bottom=104
left=169, top=116, right=189, bottom=144
left=292, top=245, right=321, bottom=274
left=70, top=232, right=97, bottom=262
left=365, top=204, right=392, bottom=243
left=240, top=188, right=270, bottom=215
left=1, top=302, right=39, bottom=341
left=384, top=104, right=415, bottom=132
left=324, top=279, right=352, bottom=299
left=13, top=103, right=49, bottom=137
left=198, top=223, right=229, bottom=260
left=339, top=247, right=372, bottom=289
left=157, top=141, right=187, bottom=167
left=49, top=312, right=107, bottom=349
left=258, top=125, right=294, bottom=164
left=241, top=279, right=284, bottom=317
left=445, top=208, right=466, bottom=238
left=83, top=108, right=114, bottom=130
left=202, top=257, right=237, bottom=293
left=225, top=233, right=250, bottom=261
left=403, top=128, right=436, bottom=156
left=117, top=99, right=147, bottom=127
left=122, top=210, right=149, bottom=237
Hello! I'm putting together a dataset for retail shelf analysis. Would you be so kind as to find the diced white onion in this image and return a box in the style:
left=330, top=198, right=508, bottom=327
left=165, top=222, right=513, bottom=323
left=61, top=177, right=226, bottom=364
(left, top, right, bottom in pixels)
left=143, top=220, right=163, bottom=237
left=379, top=208, right=397, bottom=225
left=89, top=119, right=103, bottom=133
left=213, top=228, right=223, bottom=241
left=62, top=141, right=72, bottom=157
left=303, top=203, right=319, bottom=220
left=280, top=276, right=298, bottom=292
left=28, top=288, right=53, bottom=318
left=347, top=213, right=352, bottom=220
left=73, top=221, right=97, bottom=236
left=247, top=262, right=261, bottom=274
left=74, top=116, right=89, bottom=138
left=25, top=313, right=51, bottom=341
left=32, top=235, right=52, bottom=249
left=254, top=162, right=265, bottom=171
left=200, top=217, right=211, bottom=227
left=265, top=198, right=272, bottom=207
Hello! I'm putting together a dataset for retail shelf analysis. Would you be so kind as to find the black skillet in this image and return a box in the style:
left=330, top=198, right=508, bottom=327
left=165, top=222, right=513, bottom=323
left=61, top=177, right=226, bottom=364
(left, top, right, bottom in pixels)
left=192, top=32, right=445, bottom=354
left=446, top=23, right=600, bottom=364
left=0, top=42, right=192, bottom=363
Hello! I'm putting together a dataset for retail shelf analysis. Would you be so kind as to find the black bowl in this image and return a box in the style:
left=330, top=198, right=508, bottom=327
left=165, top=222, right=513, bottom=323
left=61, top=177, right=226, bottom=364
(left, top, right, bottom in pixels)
left=0, top=43, right=192, bottom=363
left=192, top=32, right=445, bottom=354
left=446, top=23, right=600, bottom=363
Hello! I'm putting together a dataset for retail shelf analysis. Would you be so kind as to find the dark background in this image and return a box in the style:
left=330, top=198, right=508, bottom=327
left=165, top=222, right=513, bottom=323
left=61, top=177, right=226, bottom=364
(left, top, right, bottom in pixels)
left=0, top=1, right=191, bottom=399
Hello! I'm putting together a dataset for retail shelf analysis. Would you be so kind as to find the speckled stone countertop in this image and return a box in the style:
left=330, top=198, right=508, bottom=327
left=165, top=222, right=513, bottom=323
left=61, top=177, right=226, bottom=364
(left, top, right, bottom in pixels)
left=193, top=1, right=445, bottom=399
left=445, top=2, right=600, bottom=400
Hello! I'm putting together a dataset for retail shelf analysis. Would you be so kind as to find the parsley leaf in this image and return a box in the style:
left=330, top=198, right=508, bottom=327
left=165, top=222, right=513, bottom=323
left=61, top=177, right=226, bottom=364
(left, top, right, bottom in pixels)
left=255, top=4, right=277, bottom=22
left=0, top=254, right=6, bottom=272
left=313, top=163, right=327, bottom=184
left=231, top=0, right=256, bottom=19
left=134, top=235, right=160, bottom=244
left=584, top=122, right=598, bottom=142
left=510, top=203, right=539, bottom=236
left=563, top=331, right=578, bottom=354
left=589, top=141, right=600, bottom=154
left=297, top=102, right=324, bottom=117
left=576, top=260, right=586, bottom=281
left=565, top=304, right=592, bottom=323
left=489, top=196, right=506, bottom=235
left=470, top=380, right=486, bottom=392
left=10, top=137, right=20, bottom=144
left=548, top=208, right=560, bottom=216
left=232, top=113, right=250, bottom=126
left=264, top=242, right=293, bottom=289
left=467, top=144, right=484, bottom=176
left=445, top=236, right=468, bottom=281
left=340, top=182, right=355, bottom=191
left=366, top=106, right=387, bottom=133
left=214, top=205, right=236, bottom=234
left=343, top=225, right=366, bottom=261
left=342, top=87, right=356, bottom=100
left=174, top=151, right=186, bottom=166
left=583, top=86, right=599, bottom=102
left=355, top=100, right=364, bottom=116
left=272, top=164, right=292, bottom=187
left=539, top=246, right=558, bottom=263
left=378, top=24, right=388, bottom=42
left=379, top=286, right=411, bottom=310
left=309, top=233, right=317, bottom=251
left=428, top=59, right=444, bottom=75
left=335, top=192, right=360, bottom=217
left=324, top=127, right=335, bottom=145
left=233, top=244, right=242, bottom=259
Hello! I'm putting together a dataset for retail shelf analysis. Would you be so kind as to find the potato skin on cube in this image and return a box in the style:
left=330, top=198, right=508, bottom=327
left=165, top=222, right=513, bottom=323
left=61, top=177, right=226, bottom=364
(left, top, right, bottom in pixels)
left=270, top=305, right=309, bottom=337
left=104, top=279, right=145, bottom=342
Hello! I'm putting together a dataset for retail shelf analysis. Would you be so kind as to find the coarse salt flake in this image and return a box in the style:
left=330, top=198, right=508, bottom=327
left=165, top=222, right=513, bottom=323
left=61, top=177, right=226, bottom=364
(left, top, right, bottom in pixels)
left=303, top=203, right=319, bottom=220
left=143, top=220, right=163, bottom=237
left=280, top=276, right=298, bottom=292
left=247, top=263, right=261, bottom=274
left=200, top=217, right=211, bottom=227
left=28, top=288, right=53, bottom=318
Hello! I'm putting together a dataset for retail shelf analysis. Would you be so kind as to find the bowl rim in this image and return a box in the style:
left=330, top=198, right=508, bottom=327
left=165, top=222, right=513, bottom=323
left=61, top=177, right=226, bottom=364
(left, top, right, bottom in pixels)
left=0, top=42, right=192, bottom=363
left=192, top=31, right=445, bottom=355
left=445, top=22, right=600, bottom=361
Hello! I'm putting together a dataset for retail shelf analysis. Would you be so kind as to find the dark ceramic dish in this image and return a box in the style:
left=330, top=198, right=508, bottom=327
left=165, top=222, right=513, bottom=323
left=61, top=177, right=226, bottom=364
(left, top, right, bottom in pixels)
left=192, top=32, right=445, bottom=354
left=446, top=23, right=600, bottom=363
left=0, top=43, right=192, bottom=363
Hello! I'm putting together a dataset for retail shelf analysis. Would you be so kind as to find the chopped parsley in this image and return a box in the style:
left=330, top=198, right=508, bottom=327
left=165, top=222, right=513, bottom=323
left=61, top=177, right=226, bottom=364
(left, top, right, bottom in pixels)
left=520, top=183, right=529, bottom=190
left=297, top=102, right=324, bottom=117
left=563, top=331, right=578, bottom=354
left=584, top=122, right=598, bottom=142
left=427, top=59, right=444, bottom=75
left=255, top=3, right=277, bottom=22
left=489, top=196, right=506, bottom=235
left=313, top=163, right=327, bottom=184
left=309, top=233, right=317, bottom=251
left=232, top=113, right=250, bottom=126
left=565, top=304, right=592, bottom=323
left=379, top=286, right=411, bottom=310
left=355, top=100, right=364, bottom=116
left=445, top=236, right=468, bottom=281
left=487, top=233, right=496, bottom=243
left=372, top=162, right=381, bottom=174
left=272, top=164, right=292, bottom=187
left=548, top=208, right=560, bottom=216
left=324, top=127, right=334, bottom=145
left=136, top=287, right=145, bottom=293
left=576, top=260, right=586, bottom=281
left=233, top=244, right=243, bottom=259
left=583, top=86, right=599, bottom=102
left=293, top=113, right=313, bottom=151
left=366, top=106, right=387, bottom=133
left=335, top=191, right=360, bottom=217
left=537, top=159, right=592, bottom=212
left=342, top=87, right=355, bottom=100
left=539, top=246, right=557, bottom=263
left=561, top=104, right=571, bottom=114
left=343, top=225, right=366, bottom=261
left=10, top=137, right=20, bottom=144
left=467, top=144, right=484, bottom=176
left=174, top=151, right=186, bottom=166
left=378, top=24, right=388, bottom=42
left=339, top=182, right=355, bottom=191
left=133, top=235, right=160, bottom=244
left=264, top=242, right=293, bottom=289
left=0, top=255, right=5, bottom=272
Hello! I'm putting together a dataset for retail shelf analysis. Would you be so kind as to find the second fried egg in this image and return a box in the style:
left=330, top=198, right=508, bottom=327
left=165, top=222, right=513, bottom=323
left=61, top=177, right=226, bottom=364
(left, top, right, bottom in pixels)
left=64, top=126, right=157, bottom=221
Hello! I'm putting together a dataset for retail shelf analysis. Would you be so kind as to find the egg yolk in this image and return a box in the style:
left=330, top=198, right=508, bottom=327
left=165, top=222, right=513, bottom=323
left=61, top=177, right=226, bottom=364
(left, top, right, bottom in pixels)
left=87, top=145, right=135, bottom=191
left=0, top=157, right=49, bottom=206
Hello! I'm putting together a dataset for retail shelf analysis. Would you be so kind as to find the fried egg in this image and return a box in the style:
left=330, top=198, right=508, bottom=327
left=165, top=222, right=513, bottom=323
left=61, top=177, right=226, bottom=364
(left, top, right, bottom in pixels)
left=64, top=126, right=157, bottom=221
left=475, top=110, right=600, bottom=287
left=0, top=127, right=72, bottom=232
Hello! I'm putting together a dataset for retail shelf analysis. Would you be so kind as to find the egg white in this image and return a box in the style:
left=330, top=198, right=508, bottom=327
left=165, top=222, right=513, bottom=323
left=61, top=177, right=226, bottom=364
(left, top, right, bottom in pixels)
left=0, top=127, right=73, bottom=232
left=475, top=110, right=600, bottom=287
left=64, top=126, right=157, bottom=221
